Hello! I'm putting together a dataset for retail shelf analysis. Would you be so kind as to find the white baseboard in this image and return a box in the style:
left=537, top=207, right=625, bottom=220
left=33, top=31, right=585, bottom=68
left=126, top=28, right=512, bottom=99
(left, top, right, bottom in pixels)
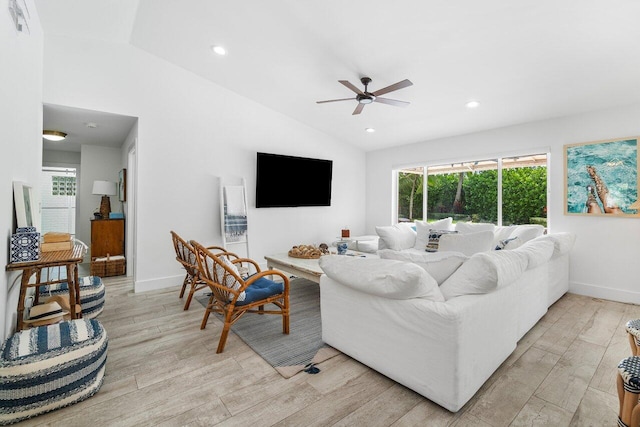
left=569, top=281, right=640, bottom=305
left=134, top=274, right=182, bottom=293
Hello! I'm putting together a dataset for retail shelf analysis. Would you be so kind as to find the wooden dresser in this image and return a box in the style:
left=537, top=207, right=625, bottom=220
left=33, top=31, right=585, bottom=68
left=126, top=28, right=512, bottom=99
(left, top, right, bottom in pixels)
left=90, top=218, right=125, bottom=276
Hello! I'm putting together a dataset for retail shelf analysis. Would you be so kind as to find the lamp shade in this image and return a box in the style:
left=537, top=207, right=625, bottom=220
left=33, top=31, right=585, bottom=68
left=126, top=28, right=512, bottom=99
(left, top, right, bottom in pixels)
left=92, top=180, right=117, bottom=196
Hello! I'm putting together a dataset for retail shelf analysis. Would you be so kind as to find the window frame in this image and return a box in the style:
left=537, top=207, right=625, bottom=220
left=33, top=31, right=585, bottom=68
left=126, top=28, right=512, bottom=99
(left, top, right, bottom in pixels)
left=394, top=148, right=550, bottom=227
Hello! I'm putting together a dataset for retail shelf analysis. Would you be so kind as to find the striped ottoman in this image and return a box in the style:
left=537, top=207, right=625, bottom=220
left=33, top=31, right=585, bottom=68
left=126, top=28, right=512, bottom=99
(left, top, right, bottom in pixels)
left=0, top=318, right=108, bottom=425
left=39, top=276, right=105, bottom=319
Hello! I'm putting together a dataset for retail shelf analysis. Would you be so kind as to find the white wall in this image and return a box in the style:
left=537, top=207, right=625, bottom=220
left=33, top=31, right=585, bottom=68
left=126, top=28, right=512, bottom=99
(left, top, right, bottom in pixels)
left=0, top=1, right=43, bottom=341
left=42, top=35, right=366, bottom=293
left=42, top=149, right=81, bottom=166
left=366, top=104, right=640, bottom=304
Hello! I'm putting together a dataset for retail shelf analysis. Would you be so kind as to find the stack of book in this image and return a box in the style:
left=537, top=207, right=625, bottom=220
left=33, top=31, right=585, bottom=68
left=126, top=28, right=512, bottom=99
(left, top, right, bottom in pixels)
left=41, top=232, right=73, bottom=252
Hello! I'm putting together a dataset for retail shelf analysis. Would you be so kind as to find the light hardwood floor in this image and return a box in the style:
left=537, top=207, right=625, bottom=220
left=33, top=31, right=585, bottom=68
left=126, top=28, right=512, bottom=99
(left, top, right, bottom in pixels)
left=20, top=275, right=635, bottom=426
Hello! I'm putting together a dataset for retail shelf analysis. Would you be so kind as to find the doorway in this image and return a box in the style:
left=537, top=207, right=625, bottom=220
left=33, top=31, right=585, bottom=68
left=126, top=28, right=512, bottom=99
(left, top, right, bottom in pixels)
left=40, top=167, right=77, bottom=236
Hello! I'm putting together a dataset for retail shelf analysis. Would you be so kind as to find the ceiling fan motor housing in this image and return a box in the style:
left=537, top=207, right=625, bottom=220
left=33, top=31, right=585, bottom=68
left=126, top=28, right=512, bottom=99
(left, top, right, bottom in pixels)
left=358, top=77, right=375, bottom=103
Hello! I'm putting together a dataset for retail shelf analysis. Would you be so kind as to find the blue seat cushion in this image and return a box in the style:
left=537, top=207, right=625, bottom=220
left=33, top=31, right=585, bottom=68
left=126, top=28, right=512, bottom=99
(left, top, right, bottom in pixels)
left=236, top=277, right=284, bottom=306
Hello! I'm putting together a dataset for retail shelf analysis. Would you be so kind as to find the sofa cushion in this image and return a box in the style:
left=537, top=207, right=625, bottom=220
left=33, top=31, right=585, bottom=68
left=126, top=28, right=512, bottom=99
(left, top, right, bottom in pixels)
left=437, top=230, right=494, bottom=256
left=512, top=238, right=554, bottom=268
left=531, top=232, right=576, bottom=257
left=455, top=221, right=496, bottom=234
left=414, top=217, right=453, bottom=250
left=319, top=256, right=444, bottom=301
left=345, top=236, right=379, bottom=253
left=378, top=249, right=468, bottom=284
left=376, top=224, right=417, bottom=251
left=440, top=250, right=528, bottom=299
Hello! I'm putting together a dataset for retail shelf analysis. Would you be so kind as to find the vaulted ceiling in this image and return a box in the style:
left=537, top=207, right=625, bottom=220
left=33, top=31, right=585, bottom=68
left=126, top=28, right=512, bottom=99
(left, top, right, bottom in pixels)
left=35, top=0, right=640, bottom=152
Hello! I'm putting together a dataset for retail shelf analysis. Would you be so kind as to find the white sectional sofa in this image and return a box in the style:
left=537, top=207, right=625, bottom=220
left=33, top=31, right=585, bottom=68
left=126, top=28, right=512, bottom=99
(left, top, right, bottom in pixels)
left=318, top=219, right=575, bottom=412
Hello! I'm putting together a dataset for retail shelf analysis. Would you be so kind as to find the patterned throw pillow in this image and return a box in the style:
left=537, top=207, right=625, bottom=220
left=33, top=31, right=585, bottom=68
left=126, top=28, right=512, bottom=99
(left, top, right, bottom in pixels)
left=425, top=229, right=458, bottom=252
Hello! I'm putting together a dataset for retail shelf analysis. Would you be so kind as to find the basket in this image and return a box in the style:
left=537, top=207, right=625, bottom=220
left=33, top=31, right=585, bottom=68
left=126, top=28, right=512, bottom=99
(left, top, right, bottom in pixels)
left=287, top=250, right=321, bottom=259
left=91, top=255, right=125, bottom=277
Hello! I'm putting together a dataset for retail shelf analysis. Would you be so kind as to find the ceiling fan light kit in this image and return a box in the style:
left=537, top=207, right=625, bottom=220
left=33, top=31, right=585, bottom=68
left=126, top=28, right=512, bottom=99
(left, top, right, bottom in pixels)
left=317, top=76, right=413, bottom=115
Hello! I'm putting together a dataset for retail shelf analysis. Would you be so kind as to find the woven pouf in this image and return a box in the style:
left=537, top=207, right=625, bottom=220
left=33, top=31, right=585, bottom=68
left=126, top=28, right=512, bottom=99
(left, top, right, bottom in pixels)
left=39, top=276, right=105, bottom=319
left=626, top=319, right=640, bottom=356
left=0, top=318, right=108, bottom=425
left=617, top=356, right=640, bottom=427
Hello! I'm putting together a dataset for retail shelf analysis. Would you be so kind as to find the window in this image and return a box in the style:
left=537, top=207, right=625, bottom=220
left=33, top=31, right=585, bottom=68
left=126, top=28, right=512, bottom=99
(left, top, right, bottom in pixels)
left=396, top=153, right=547, bottom=227
left=397, top=168, right=424, bottom=222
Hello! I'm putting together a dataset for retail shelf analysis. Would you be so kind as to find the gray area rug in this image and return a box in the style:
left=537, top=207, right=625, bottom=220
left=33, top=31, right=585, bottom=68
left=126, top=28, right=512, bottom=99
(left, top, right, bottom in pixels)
left=196, top=277, right=340, bottom=378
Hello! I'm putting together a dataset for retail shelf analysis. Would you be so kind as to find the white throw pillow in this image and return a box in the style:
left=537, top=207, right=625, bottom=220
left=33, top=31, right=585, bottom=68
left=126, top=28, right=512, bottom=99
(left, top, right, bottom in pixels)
left=319, top=255, right=444, bottom=301
left=439, top=249, right=528, bottom=299
left=492, top=225, right=517, bottom=248
left=376, top=224, right=417, bottom=251
left=437, top=230, right=494, bottom=256
left=455, top=222, right=496, bottom=234
left=414, top=218, right=454, bottom=250
left=378, top=249, right=468, bottom=284
left=439, top=253, right=498, bottom=299
left=508, top=224, right=545, bottom=245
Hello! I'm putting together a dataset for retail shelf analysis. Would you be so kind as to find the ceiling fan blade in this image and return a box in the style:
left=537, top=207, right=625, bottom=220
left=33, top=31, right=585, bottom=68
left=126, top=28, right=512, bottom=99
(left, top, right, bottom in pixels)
left=374, top=97, right=410, bottom=107
left=352, top=103, right=365, bottom=115
left=316, top=98, right=355, bottom=104
left=339, top=80, right=364, bottom=95
left=371, top=79, right=413, bottom=97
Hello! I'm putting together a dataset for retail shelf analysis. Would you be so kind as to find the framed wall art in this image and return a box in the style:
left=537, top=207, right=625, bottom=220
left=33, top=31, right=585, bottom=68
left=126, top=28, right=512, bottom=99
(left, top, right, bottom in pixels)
left=118, top=168, right=127, bottom=202
left=564, top=136, right=639, bottom=217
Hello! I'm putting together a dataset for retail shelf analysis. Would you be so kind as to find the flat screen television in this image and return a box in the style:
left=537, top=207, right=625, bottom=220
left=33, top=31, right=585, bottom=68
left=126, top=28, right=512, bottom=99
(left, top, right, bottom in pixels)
left=256, top=152, right=333, bottom=207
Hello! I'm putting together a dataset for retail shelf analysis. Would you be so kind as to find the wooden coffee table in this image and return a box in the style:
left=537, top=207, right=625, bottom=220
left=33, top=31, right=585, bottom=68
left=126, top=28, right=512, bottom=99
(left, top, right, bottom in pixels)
left=264, top=253, right=324, bottom=283
left=264, top=251, right=373, bottom=284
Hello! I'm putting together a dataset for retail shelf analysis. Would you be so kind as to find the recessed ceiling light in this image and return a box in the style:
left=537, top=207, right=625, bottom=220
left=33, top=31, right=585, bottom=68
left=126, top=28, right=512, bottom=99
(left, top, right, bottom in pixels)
left=465, top=100, right=480, bottom=109
left=365, top=128, right=376, bottom=133
left=42, top=130, right=67, bottom=141
left=211, top=45, right=226, bottom=56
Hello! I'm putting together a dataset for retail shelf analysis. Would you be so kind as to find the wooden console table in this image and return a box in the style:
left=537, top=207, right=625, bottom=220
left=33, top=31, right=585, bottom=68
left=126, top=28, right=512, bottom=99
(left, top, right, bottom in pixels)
left=6, top=242, right=87, bottom=332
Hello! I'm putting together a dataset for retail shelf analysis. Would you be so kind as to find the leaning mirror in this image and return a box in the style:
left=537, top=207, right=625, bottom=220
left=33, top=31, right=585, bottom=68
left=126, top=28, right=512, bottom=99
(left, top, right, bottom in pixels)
left=13, top=181, right=36, bottom=228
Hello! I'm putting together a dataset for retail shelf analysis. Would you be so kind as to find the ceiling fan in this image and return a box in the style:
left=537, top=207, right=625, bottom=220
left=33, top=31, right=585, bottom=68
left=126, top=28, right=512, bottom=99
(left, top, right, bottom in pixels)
left=317, top=77, right=413, bottom=115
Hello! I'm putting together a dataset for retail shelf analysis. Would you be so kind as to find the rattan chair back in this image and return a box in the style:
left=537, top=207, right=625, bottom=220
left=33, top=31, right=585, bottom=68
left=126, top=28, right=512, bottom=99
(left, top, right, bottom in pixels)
left=191, top=240, right=290, bottom=353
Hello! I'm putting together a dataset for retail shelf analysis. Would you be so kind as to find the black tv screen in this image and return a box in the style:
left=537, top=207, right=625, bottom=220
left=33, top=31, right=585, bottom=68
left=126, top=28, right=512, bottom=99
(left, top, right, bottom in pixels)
left=256, top=152, right=333, bottom=207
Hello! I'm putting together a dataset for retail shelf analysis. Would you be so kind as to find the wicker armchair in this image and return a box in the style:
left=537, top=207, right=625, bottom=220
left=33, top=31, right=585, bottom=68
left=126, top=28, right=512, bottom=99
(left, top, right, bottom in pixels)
left=170, top=231, right=230, bottom=310
left=191, top=240, right=290, bottom=353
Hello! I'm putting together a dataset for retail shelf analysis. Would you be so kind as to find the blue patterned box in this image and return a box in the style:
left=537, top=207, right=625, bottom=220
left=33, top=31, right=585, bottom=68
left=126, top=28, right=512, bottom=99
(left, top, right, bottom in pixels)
left=10, top=227, right=40, bottom=263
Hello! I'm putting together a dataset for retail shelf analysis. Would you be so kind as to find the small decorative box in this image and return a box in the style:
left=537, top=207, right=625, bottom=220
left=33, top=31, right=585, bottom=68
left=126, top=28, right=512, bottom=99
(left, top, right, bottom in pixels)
left=10, top=227, right=40, bottom=263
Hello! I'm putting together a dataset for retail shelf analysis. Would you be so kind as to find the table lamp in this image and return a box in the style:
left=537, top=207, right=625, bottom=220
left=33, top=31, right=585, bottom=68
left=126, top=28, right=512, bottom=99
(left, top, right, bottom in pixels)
left=92, top=180, right=117, bottom=219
